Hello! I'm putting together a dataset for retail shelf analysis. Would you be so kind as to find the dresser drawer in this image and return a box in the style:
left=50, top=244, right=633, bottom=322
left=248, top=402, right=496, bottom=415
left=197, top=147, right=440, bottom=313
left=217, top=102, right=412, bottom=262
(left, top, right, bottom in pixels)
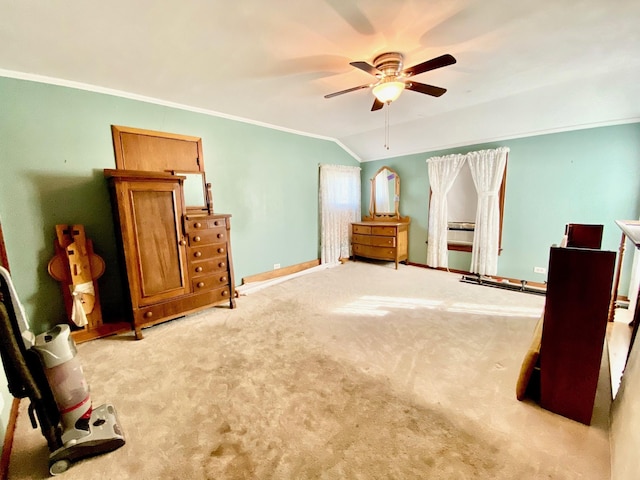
left=134, top=285, right=232, bottom=325
left=192, top=272, right=230, bottom=291
left=134, top=303, right=166, bottom=326
left=187, top=226, right=227, bottom=246
left=352, top=233, right=370, bottom=245
left=189, top=258, right=229, bottom=277
left=353, top=243, right=396, bottom=260
left=352, top=224, right=372, bottom=235
left=188, top=243, right=228, bottom=260
left=370, top=235, right=396, bottom=247
left=184, top=217, right=226, bottom=232
left=371, top=225, right=398, bottom=236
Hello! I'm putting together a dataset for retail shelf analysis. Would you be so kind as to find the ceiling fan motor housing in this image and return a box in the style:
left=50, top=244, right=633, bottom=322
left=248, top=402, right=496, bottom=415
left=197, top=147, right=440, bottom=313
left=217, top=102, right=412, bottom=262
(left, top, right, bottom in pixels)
left=373, top=52, right=404, bottom=77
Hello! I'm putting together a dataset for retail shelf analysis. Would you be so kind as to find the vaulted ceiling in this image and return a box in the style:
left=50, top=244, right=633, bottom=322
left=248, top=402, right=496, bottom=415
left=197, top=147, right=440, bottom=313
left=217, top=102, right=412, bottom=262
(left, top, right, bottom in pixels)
left=1, top=0, right=639, bottom=161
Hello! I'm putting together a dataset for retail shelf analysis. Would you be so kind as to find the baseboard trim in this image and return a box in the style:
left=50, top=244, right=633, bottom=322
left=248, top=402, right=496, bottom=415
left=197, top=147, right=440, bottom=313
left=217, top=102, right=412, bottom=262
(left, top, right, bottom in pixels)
left=0, top=398, right=20, bottom=480
left=242, top=259, right=320, bottom=285
left=407, top=262, right=549, bottom=289
left=406, top=262, right=469, bottom=276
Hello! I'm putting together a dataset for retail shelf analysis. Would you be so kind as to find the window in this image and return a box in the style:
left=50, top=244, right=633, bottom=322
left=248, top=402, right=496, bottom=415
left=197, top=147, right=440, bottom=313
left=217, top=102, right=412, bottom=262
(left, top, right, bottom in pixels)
left=444, top=163, right=507, bottom=253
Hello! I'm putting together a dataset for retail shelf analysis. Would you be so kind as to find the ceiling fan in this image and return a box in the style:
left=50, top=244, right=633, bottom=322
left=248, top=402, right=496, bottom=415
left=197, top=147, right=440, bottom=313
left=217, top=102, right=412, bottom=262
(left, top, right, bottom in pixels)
left=324, top=52, right=456, bottom=111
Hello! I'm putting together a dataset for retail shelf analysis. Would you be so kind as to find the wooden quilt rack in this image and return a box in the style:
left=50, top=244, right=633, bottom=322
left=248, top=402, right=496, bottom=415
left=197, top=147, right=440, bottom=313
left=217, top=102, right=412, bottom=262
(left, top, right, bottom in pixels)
left=47, top=224, right=129, bottom=343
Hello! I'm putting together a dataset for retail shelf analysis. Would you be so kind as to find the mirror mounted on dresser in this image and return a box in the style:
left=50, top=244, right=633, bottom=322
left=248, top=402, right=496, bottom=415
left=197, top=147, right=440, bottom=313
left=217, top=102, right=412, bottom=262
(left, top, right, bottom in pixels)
left=353, top=166, right=410, bottom=269
left=368, top=166, right=402, bottom=220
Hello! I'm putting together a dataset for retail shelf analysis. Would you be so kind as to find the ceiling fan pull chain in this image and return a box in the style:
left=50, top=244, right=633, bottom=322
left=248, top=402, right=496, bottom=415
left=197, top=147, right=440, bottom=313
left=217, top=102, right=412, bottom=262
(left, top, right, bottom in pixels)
left=384, top=103, right=390, bottom=150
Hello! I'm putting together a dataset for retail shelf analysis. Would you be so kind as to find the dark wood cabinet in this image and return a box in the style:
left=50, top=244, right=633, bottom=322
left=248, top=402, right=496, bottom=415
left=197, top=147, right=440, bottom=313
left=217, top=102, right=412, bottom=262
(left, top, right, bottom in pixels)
left=539, top=246, right=615, bottom=424
left=105, top=169, right=235, bottom=339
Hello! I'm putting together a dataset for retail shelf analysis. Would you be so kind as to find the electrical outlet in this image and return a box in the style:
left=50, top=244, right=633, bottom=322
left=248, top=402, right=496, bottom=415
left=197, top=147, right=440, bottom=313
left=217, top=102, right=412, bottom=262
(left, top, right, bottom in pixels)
left=534, top=266, right=547, bottom=274
left=274, top=263, right=281, bottom=270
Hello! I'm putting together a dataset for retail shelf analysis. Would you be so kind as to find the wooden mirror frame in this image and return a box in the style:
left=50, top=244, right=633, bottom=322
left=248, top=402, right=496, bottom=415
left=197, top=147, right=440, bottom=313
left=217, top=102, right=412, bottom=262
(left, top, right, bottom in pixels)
left=369, top=166, right=400, bottom=219
left=111, top=125, right=213, bottom=214
left=170, top=170, right=213, bottom=214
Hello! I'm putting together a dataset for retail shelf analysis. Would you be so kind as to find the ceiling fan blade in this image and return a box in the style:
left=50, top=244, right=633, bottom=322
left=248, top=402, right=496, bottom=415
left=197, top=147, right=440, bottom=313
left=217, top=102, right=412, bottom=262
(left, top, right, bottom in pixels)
left=350, top=61, right=381, bottom=76
left=402, top=54, right=456, bottom=77
left=324, top=84, right=371, bottom=99
left=406, top=81, right=447, bottom=97
left=326, top=0, right=376, bottom=35
left=371, top=98, right=384, bottom=111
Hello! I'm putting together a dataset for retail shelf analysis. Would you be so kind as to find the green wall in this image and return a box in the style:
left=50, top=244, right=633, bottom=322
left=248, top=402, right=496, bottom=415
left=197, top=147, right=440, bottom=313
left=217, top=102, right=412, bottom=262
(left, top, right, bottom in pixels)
left=0, top=76, right=359, bottom=450
left=361, top=123, right=640, bottom=294
left=0, top=76, right=357, bottom=334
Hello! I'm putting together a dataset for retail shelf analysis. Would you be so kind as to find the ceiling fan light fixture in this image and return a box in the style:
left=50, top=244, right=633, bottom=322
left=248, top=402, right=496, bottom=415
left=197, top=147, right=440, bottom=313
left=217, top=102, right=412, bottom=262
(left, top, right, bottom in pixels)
left=372, top=80, right=405, bottom=103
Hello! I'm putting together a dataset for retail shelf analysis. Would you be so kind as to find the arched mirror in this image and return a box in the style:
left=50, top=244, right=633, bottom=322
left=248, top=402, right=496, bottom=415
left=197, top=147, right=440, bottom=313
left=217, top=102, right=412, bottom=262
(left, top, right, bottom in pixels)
left=370, top=166, right=400, bottom=218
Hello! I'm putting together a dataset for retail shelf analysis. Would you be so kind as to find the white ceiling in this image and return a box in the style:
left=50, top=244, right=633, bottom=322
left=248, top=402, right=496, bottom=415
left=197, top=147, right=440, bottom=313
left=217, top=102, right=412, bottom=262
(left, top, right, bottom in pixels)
left=1, top=0, right=639, bottom=161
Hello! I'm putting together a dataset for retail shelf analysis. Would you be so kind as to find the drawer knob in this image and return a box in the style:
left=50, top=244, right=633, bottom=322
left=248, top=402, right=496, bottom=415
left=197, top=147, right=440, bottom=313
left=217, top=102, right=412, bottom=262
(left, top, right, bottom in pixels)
left=194, top=235, right=201, bottom=242
left=214, top=221, right=220, bottom=226
left=217, top=247, right=225, bottom=254
left=194, top=222, right=202, bottom=228
left=194, top=251, right=202, bottom=258
left=218, top=262, right=226, bottom=268
left=195, top=266, right=203, bottom=273
left=179, top=239, right=186, bottom=246
left=220, top=276, right=227, bottom=282
left=197, top=282, right=205, bottom=288
left=144, top=311, right=153, bottom=318
left=221, top=290, right=228, bottom=296
left=217, top=233, right=223, bottom=239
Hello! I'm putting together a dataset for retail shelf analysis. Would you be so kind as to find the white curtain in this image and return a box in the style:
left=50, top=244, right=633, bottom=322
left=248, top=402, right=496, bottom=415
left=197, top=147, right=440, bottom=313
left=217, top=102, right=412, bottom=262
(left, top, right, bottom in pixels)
left=426, top=154, right=466, bottom=268
left=319, top=164, right=361, bottom=265
left=467, top=147, right=509, bottom=275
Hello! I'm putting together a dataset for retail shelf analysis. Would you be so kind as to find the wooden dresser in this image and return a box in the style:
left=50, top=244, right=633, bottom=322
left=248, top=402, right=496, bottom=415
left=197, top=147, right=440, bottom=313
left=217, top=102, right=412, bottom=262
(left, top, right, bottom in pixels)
left=105, top=170, right=235, bottom=339
left=184, top=213, right=235, bottom=304
left=105, top=126, right=237, bottom=339
left=351, top=220, right=409, bottom=269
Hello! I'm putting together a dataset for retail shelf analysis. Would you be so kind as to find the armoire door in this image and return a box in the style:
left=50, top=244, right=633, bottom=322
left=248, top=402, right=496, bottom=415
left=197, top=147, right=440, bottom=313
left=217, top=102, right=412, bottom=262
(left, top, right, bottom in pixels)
left=118, top=178, right=189, bottom=306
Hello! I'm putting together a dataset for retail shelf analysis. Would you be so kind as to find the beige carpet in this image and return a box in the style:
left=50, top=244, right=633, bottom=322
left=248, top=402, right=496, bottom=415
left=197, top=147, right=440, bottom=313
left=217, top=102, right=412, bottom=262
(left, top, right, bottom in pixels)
left=8, top=261, right=611, bottom=479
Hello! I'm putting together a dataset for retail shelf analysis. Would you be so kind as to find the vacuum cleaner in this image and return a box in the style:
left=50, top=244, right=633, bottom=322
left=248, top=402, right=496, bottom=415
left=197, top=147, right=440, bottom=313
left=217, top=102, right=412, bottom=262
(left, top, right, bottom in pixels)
left=0, top=266, right=125, bottom=475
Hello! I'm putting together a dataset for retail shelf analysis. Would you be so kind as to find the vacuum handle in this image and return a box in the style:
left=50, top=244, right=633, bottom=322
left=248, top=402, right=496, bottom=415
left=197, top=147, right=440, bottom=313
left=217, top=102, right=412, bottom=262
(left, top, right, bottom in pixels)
left=28, top=402, right=38, bottom=429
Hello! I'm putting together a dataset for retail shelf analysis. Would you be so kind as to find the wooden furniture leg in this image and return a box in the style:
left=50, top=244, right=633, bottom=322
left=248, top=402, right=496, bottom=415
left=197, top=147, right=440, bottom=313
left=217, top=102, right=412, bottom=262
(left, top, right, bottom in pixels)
left=608, top=231, right=626, bottom=322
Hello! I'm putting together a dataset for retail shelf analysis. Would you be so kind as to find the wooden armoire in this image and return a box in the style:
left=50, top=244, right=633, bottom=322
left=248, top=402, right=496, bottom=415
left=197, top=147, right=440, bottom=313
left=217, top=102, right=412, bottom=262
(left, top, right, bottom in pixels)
left=105, top=126, right=235, bottom=339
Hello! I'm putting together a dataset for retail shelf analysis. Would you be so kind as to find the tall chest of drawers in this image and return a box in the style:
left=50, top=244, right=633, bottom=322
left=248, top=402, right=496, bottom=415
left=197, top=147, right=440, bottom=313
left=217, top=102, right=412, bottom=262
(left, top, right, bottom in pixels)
left=184, top=214, right=235, bottom=305
left=351, top=221, right=409, bottom=269
left=105, top=169, right=236, bottom=339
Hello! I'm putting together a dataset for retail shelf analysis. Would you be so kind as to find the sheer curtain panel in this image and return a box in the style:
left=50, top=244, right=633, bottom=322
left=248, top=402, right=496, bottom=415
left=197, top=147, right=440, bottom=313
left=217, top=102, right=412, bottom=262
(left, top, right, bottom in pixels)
left=319, top=164, right=361, bottom=265
left=426, top=154, right=466, bottom=268
left=467, top=147, right=509, bottom=276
